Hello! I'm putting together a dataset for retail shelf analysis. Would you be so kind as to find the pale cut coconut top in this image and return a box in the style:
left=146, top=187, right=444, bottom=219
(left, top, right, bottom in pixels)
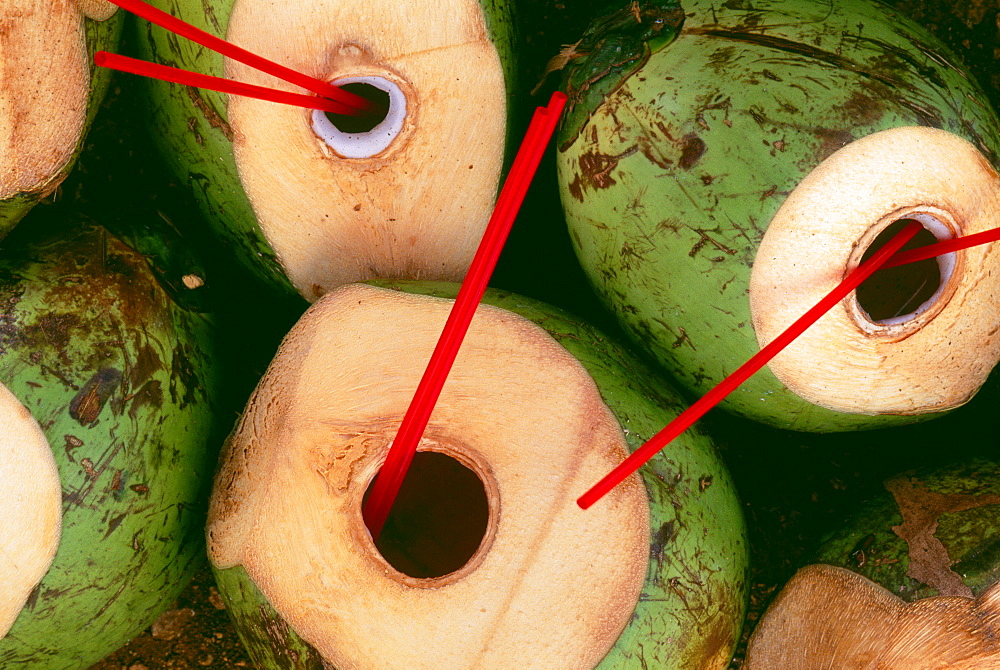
left=208, top=283, right=649, bottom=669
left=744, top=564, right=1000, bottom=669
left=0, top=0, right=116, bottom=200
left=225, top=0, right=507, bottom=300
left=0, top=382, right=61, bottom=638
left=749, top=126, right=1000, bottom=416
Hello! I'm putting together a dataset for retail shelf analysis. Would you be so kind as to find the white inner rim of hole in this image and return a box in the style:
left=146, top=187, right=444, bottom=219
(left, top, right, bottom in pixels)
left=311, top=76, right=406, bottom=159
left=870, top=213, right=956, bottom=326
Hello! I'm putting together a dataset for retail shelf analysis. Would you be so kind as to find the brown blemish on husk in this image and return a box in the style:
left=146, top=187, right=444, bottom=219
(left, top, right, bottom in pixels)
left=689, top=28, right=914, bottom=90
left=31, top=230, right=170, bottom=348
left=678, top=134, right=706, bottom=169
left=130, top=342, right=163, bottom=390
left=186, top=87, right=234, bottom=142
left=568, top=147, right=638, bottom=201
left=169, top=343, right=202, bottom=409
left=128, top=380, right=164, bottom=418
left=813, top=128, right=856, bottom=162
left=69, top=367, right=122, bottom=425
left=886, top=476, right=1000, bottom=597
left=64, top=434, right=84, bottom=463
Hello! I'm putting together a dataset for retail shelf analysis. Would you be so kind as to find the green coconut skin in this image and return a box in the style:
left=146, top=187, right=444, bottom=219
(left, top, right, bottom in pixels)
left=0, top=213, right=220, bottom=668
left=555, top=0, right=1000, bottom=432
left=212, top=279, right=749, bottom=670
left=814, top=458, right=1000, bottom=602
left=213, top=565, right=326, bottom=669
left=0, top=12, right=124, bottom=236
left=131, top=0, right=517, bottom=300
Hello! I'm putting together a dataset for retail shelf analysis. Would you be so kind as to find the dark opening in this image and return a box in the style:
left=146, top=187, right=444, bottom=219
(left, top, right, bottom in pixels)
left=363, top=451, right=489, bottom=579
left=325, top=82, right=390, bottom=134
left=856, top=218, right=943, bottom=323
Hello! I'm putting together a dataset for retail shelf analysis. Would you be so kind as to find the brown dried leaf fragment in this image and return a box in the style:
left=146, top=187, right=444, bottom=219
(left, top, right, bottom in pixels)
left=532, top=40, right=587, bottom=95
left=886, top=475, right=1000, bottom=597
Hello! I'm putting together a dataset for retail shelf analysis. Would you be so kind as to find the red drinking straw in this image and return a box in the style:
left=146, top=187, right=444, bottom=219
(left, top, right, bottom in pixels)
left=880, top=225, right=1000, bottom=269
left=577, top=219, right=925, bottom=510
left=362, top=91, right=568, bottom=539
left=95, top=51, right=359, bottom=115
left=105, top=0, right=375, bottom=115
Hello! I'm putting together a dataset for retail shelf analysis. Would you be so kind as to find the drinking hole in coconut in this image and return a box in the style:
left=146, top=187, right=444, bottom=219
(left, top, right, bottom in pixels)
left=555, top=0, right=1000, bottom=431
left=207, top=282, right=749, bottom=670
left=135, top=0, right=515, bottom=300
left=311, top=76, right=404, bottom=158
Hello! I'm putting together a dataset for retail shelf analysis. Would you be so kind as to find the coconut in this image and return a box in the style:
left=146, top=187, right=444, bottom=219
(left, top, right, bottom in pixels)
left=207, top=281, right=749, bottom=669
left=0, top=384, right=60, bottom=639
left=0, top=0, right=122, bottom=234
left=555, top=0, right=1000, bottom=431
left=743, top=458, right=1000, bottom=668
left=743, top=564, right=1000, bottom=669
left=0, top=211, right=220, bottom=668
left=133, top=0, right=516, bottom=300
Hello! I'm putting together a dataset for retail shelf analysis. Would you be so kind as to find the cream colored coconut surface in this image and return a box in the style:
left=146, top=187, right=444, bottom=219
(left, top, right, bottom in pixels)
left=0, top=382, right=61, bottom=638
left=749, top=127, right=1000, bottom=415
left=208, top=283, right=649, bottom=669
left=0, top=0, right=115, bottom=199
left=744, top=564, right=1000, bottom=669
left=225, top=0, right=506, bottom=300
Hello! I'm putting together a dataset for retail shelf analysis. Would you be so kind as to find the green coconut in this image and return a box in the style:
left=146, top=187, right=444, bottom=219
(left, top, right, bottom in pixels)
left=742, top=459, right=1000, bottom=668
left=0, top=211, right=220, bottom=668
left=0, top=1, right=123, bottom=234
left=207, top=280, right=749, bottom=669
left=555, top=0, right=1000, bottom=432
left=131, top=0, right=517, bottom=301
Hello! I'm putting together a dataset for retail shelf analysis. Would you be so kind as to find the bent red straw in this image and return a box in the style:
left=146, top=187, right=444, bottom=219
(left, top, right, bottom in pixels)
left=95, top=51, right=359, bottom=115
left=362, top=92, right=568, bottom=539
left=579, top=222, right=1000, bottom=508
left=881, top=225, right=1000, bottom=269
left=105, top=0, right=375, bottom=115
left=577, top=219, right=925, bottom=509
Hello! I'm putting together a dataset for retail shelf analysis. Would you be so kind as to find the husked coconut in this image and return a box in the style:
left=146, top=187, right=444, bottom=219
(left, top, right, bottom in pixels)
left=0, top=0, right=121, bottom=232
left=0, top=384, right=60, bottom=638
left=209, top=282, right=750, bottom=669
left=136, top=0, right=515, bottom=299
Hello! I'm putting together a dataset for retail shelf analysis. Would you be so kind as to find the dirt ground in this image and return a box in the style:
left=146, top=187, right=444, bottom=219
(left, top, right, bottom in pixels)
left=57, top=0, right=999, bottom=668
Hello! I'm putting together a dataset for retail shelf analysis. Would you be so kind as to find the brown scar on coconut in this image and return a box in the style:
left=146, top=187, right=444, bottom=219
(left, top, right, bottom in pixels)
left=744, top=563, right=1000, bottom=669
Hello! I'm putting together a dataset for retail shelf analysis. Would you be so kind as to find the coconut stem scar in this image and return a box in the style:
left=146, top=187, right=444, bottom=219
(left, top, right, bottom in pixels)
left=362, top=92, right=568, bottom=540
left=578, top=221, right=1000, bottom=509
left=100, top=0, right=379, bottom=116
